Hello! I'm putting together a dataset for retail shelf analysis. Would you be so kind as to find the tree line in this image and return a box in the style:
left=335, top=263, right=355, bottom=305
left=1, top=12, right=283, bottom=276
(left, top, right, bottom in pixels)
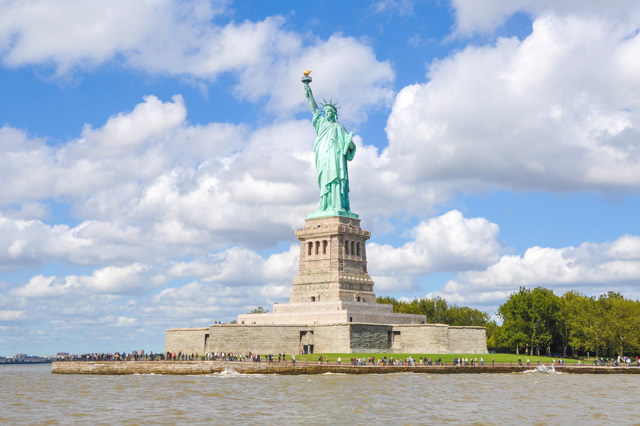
left=376, top=296, right=489, bottom=326
left=496, top=287, right=640, bottom=357
left=379, top=288, right=640, bottom=358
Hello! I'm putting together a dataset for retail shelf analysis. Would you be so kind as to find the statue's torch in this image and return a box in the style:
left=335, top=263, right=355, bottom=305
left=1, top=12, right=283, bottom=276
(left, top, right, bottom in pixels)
left=302, top=69, right=312, bottom=85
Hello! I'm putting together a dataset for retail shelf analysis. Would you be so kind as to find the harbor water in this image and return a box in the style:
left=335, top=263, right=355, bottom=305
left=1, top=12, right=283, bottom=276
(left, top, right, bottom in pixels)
left=1, top=363, right=639, bottom=424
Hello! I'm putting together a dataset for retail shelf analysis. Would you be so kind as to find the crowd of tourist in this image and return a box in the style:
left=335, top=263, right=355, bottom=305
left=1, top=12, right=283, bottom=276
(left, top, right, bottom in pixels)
left=57, top=352, right=151, bottom=362
left=453, top=357, right=485, bottom=366
left=591, top=355, right=638, bottom=366
left=56, top=351, right=294, bottom=363
left=343, top=356, right=444, bottom=366
left=55, top=352, right=640, bottom=367
left=204, top=352, right=292, bottom=363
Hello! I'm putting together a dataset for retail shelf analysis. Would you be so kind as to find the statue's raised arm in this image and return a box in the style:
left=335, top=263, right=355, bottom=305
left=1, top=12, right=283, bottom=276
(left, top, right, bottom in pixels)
left=302, top=69, right=318, bottom=115
left=301, top=70, right=359, bottom=220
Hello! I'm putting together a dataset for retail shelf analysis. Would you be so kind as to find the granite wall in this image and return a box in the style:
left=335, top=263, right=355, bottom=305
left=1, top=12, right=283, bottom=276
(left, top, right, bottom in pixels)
left=448, top=326, right=488, bottom=354
left=166, top=323, right=488, bottom=355
left=165, top=328, right=208, bottom=355
left=390, top=324, right=450, bottom=353
left=350, top=324, right=391, bottom=352
left=205, top=325, right=301, bottom=354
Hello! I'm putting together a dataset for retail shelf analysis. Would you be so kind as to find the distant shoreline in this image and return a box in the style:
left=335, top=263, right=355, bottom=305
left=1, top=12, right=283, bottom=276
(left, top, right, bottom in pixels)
left=51, top=361, right=640, bottom=375
left=1, top=360, right=52, bottom=365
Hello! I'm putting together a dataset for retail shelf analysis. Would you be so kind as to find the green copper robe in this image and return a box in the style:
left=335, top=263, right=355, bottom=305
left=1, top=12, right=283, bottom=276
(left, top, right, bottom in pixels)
left=308, top=110, right=358, bottom=219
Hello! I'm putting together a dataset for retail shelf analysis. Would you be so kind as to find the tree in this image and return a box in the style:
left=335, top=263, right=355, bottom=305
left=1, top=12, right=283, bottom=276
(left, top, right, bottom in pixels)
left=571, top=295, right=605, bottom=357
left=530, top=287, right=559, bottom=356
left=446, top=306, right=490, bottom=326
left=498, top=287, right=559, bottom=356
left=248, top=306, right=270, bottom=314
left=377, top=296, right=401, bottom=313
left=377, top=296, right=489, bottom=326
left=600, top=292, right=640, bottom=356
left=498, top=289, right=530, bottom=354
left=485, top=320, right=505, bottom=349
left=557, top=290, right=585, bottom=357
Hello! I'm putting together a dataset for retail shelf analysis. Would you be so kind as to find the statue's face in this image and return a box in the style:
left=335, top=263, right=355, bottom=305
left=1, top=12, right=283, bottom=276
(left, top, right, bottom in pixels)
left=324, top=107, right=336, bottom=121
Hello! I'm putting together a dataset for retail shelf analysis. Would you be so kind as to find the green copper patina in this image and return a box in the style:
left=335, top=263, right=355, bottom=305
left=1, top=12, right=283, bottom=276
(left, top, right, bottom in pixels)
left=302, top=71, right=358, bottom=219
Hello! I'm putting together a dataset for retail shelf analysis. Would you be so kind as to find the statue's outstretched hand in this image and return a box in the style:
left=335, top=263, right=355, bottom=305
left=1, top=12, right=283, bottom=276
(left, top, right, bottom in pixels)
left=304, top=84, right=312, bottom=98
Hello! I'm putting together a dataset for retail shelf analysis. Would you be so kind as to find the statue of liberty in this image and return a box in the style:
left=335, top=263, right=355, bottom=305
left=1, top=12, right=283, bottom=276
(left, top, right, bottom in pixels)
left=302, top=71, right=358, bottom=219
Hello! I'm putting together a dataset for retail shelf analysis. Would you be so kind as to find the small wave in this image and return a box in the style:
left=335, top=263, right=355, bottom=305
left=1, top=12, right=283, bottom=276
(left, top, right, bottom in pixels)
left=219, top=367, right=242, bottom=376
left=200, top=371, right=268, bottom=378
left=522, top=365, right=561, bottom=374
left=209, top=367, right=268, bottom=377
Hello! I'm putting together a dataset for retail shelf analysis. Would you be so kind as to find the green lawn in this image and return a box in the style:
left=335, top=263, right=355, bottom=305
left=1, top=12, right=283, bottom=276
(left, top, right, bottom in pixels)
left=294, top=352, right=593, bottom=365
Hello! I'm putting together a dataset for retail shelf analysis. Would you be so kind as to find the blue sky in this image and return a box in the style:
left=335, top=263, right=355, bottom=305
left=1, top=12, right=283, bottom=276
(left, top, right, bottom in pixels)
left=1, top=0, right=640, bottom=355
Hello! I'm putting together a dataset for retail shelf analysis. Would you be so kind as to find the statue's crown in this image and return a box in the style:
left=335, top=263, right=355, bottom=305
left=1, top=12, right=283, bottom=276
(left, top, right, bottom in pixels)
left=321, top=98, right=338, bottom=113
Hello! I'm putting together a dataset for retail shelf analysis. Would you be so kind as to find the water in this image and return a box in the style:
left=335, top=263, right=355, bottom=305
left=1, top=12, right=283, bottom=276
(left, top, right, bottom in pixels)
left=1, top=364, right=639, bottom=424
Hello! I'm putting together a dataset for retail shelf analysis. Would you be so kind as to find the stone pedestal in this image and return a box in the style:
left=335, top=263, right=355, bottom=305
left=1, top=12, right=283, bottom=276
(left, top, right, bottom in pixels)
left=237, top=215, right=426, bottom=326
left=290, top=216, right=375, bottom=304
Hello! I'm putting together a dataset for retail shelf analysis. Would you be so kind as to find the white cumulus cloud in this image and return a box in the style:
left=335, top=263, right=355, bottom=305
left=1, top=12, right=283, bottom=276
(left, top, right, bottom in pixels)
left=451, top=0, right=640, bottom=35
left=368, top=210, right=501, bottom=292
left=386, top=13, right=640, bottom=193
left=0, top=0, right=393, bottom=122
left=12, top=263, right=163, bottom=297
